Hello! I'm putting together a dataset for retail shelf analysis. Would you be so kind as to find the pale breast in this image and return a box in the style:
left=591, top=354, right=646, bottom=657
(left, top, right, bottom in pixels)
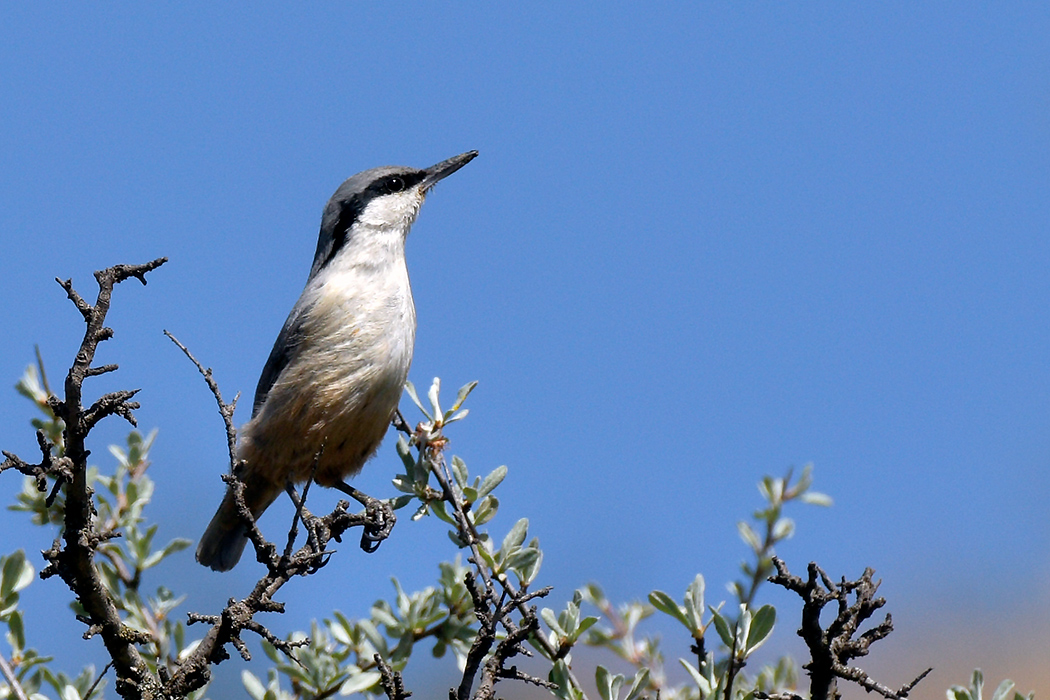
left=238, top=257, right=416, bottom=488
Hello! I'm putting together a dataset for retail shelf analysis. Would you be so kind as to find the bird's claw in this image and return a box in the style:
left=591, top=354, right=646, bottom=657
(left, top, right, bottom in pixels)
left=360, top=497, right=395, bottom=552
left=332, top=481, right=397, bottom=553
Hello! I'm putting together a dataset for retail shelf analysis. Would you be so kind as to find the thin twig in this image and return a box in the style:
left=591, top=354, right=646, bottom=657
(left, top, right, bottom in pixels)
left=723, top=630, right=740, bottom=700
left=0, top=650, right=30, bottom=700
left=34, top=345, right=52, bottom=396
left=163, top=330, right=239, bottom=469
left=84, top=661, right=113, bottom=700
left=768, top=557, right=930, bottom=700
left=375, top=654, right=412, bottom=700
left=416, top=427, right=578, bottom=698
left=43, top=259, right=169, bottom=699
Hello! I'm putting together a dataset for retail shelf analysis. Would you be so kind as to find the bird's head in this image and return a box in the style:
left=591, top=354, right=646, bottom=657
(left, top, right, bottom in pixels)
left=310, top=151, right=478, bottom=276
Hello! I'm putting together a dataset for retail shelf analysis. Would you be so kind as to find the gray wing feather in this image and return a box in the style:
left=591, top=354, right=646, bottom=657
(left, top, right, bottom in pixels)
left=252, top=306, right=305, bottom=416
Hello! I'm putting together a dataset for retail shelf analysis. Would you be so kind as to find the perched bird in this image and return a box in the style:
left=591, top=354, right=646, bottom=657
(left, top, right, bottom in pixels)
left=196, top=151, right=478, bottom=571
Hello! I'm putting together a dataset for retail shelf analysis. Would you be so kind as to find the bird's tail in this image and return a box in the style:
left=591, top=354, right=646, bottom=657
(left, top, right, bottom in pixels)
left=196, top=481, right=280, bottom=572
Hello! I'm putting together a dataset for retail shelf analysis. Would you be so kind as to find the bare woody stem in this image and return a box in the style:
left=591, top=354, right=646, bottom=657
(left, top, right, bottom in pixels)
left=415, top=432, right=569, bottom=700
left=43, top=259, right=169, bottom=699
left=765, top=558, right=931, bottom=700
left=4, top=260, right=407, bottom=700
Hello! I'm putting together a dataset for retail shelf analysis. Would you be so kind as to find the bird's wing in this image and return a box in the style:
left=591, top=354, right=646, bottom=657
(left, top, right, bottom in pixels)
left=252, top=306, right=305, bottom=417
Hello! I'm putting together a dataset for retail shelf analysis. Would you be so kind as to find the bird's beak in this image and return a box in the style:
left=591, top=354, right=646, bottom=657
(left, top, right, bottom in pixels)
left=421, top=150, right=478, bottom=192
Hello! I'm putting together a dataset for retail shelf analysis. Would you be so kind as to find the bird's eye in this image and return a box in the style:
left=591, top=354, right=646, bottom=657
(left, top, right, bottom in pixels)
left=386, top=177, right=406, bottom=193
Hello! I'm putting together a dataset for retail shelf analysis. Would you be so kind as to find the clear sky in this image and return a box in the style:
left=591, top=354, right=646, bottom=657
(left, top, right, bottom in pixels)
left=1, top=4, right=1047, bottom=699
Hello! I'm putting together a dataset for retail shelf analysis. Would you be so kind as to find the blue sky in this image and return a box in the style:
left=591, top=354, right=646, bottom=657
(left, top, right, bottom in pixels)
left=1, top=4, right=1047, bottom=698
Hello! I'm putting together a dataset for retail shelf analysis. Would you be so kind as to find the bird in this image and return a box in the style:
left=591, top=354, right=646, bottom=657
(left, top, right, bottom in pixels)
left=196, top=150, right=478, bottom=571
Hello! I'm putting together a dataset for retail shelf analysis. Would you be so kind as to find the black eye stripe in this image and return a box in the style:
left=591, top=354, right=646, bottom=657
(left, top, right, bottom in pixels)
left=316, top=169, right=428, bottom=272
left=366, top=171, right=426, bottom=198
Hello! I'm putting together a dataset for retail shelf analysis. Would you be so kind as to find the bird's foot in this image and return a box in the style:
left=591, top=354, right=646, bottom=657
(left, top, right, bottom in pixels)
left=284, top=482, right=332, bottom=568
left=334, top=482, right=396, bottom=553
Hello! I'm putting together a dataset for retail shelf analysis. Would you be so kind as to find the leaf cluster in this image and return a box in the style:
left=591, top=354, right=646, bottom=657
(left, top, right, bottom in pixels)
left=0, top=264, right=1038, bottom=700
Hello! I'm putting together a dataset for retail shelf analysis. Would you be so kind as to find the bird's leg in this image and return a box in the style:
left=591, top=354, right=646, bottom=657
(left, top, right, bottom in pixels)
left=282, top=484, right=332, bottom=571
left=284, top=483, right=311, bottom=559
left=333, top=482, right=396, bottom=552
left=285, top=453, right=327, bottom=564
left=391, top=408, right=412, bottom=436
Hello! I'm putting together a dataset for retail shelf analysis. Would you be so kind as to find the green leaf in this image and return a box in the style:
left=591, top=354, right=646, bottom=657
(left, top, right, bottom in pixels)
left=356, top=618, right=386, bottom=656
left=800, top=491, right=833, bottom=507
left=517, top=546, right=543, bottom=585
left=328, top=621, right=352, bottom=647
left=684, top=574, right=706, bottom=632
left=972, top=669, right=985, bottom=700
left=502, top=518, right=529, bottom=553
left=710, top=607, right=734, bottom=647
left=391, top=627, right=416, bottom=663
left=7, top=609, right=25, bottom=652
left=477, top=465, right=507, bottom=499
left=445, top=409, right=469, bottom=424
left=427, top=377, right=442, bottom=420
left=561, top=599, right=580, bottom=633
left=261, top=640, right=280, bottom=663
left=549, top=660, right=581, bottom=700
left=396, top=435, right=415, bottom=470
left=108, top=443, right=128, bottom=465
left=625, top=668, right=650, bottom=700
left=403, top=381, right=430, bottom=419
left=991, top=680, right=1016, bottom=700
left=507, top=545, right=540, bottom=573
left=595, top=665, right=623, bottom=700
left=432, top=501, right=454, bottom=524
left=771, top=518, right=795, bottom=541
left=449, top=380, right=478, bottom=413
left=476, top=542, right=497, bottom=568
left=680, top=658, right=712, bottom=696
left=737, top=521, right=761, bottom=552
left=341, top=670, right=382, bottom=695
left=451, top=456, right=469, bottom=488
left=391, top=475, right=414, bottom=493
left=757, top=476, right=775, bottom=503
left=767, top=475, right=785, bottom=503
left=473, top=495, right=499, bottom=525
left=241, top=670, right=267, bottom=700
left=390, top=495, right=414, bottom=511
left=1, top=551, right=34, bottom=599
left=575, top=615, right=599, bottom=638
left=142, top=538, right=192, bottom=569
left=744, top=605, right=776, bottom=653
left=541, top=608, right=566, bottom=637
left=648, top=590, right=690, bottom=629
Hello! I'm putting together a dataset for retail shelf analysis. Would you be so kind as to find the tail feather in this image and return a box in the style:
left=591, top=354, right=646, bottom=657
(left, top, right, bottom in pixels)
left=196, top=482, right=280, bottom=572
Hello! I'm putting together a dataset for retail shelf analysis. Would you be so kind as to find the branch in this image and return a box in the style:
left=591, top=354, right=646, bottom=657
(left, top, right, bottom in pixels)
left=42, top=259, right=168, bottom=699
left=474, top=606, right=556, bottom=699
left=376, top=654, right=412, bottom=700
left=163, top=330, right=239, bottom=469
left=407, top=420, right=567, bottom=699
left=767, top=558, right=932, bottom=700
left=84, top=661, right=113, bottom=700
left=1, top=430, right=72, bottom=496
left=162, top=331, right=407, bottom=696
left=166, top=462, right=392, bottom=696
left=8, top=260, right=405, bottom=699
left=0, top=650, right=30, bottom=700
